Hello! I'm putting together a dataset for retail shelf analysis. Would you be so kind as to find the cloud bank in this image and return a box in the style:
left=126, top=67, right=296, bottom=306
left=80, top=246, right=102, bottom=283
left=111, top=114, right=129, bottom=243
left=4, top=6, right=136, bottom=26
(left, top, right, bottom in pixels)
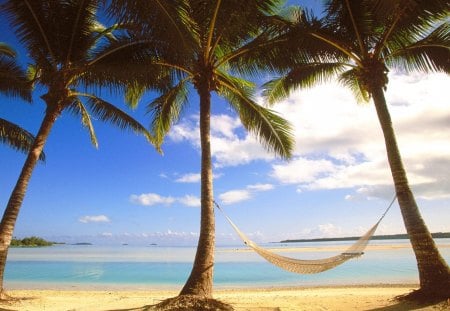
left=166, top=72, right=450, bottom=201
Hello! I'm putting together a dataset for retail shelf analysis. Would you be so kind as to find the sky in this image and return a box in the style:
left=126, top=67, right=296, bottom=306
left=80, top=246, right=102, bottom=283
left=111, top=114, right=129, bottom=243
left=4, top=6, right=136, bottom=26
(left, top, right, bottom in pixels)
left=1, top=1, right=449, bottom=246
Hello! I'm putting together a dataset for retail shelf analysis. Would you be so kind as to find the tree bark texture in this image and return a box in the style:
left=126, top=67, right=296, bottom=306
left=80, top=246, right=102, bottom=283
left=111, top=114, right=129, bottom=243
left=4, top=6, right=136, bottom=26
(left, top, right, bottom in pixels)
left=371, top=87, right=450, bottom=296
left=0, top=106, right=60, bottom=295
left=179, top=86, right=215, bottom=297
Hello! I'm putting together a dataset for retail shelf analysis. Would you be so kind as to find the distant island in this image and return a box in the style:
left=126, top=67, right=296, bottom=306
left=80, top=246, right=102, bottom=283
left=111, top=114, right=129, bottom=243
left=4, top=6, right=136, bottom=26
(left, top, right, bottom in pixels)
left=72, top=242, right=93, bottom=245
left=279, top=232, right=450, bottom=243
left=11, top=236, right=59, bottom=247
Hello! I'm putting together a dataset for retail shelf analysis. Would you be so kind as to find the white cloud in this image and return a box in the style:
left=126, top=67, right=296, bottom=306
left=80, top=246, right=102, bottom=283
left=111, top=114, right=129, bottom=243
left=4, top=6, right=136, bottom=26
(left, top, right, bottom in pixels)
left=168, top=114, right=274, bottom=168
left=175, top=173, right=201, bottom=183
left=211, top=134, right=274, bottom=168
left=211, top=114, right=241, bottom=138
left=168, top=115, right=200, bottom=143
left=178, top=195, right=201, bottom=207
left=79, top=215, right=110, bottom=224
left=219, top=190, right=252, bottom=205
left=247, top=183, right=274, bottom=192
left=130, top=193, right=201, bottom=208
left=130, top=193, right=175, bottom=206
left=316, top=223, right=343, bottom=237
left=175, top=172, right=223, bottom=183
left=268, top=72, right=450, bottom=200
left=219, top=183, right=275, bottom=205
left=271, top=157, right=340, bottom=185
left=165, top=72, right=449, bottom=201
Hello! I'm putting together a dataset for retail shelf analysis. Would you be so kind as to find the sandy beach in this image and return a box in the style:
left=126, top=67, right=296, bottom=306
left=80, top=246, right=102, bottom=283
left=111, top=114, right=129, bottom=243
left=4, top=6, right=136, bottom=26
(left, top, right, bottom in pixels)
left=1, top=285, right=449, bottom=311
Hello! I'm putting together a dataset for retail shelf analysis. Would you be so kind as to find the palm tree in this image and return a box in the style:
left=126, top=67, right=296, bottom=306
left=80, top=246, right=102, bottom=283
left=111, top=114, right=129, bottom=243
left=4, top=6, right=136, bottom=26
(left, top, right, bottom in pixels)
left=262, top=0, right=450, bottom=299
left=0, top=42, right=43, bottom=159
left=0, top=0, right=156, bottom=298
left=108, top=0, right=294, bottom=305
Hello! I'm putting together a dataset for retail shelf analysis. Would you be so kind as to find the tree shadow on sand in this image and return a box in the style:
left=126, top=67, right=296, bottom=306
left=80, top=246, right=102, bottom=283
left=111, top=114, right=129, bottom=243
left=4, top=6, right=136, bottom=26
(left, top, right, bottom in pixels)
left=367, top=295, right=450, bottom=311
left=106, top=295, right=235, bottom=311
left=0, top=295, right=38, bottom=311
left=107, top=306, right=280, bottom=311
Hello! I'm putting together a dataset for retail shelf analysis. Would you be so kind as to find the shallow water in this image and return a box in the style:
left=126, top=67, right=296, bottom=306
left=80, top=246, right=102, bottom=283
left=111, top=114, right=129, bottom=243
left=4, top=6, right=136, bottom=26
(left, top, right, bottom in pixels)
left=5, top=239, right=450, bottom=289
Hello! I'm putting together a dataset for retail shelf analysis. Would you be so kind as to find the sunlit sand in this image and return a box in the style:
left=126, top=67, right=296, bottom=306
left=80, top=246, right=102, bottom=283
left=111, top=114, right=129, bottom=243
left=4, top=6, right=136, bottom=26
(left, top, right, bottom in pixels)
left=2, top=285, right=448, bottom=310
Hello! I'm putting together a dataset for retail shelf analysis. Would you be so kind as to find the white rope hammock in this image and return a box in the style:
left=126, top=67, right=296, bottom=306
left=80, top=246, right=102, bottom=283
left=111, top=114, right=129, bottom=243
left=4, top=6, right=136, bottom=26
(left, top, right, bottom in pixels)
left=215, top=197, right=395, bottom=274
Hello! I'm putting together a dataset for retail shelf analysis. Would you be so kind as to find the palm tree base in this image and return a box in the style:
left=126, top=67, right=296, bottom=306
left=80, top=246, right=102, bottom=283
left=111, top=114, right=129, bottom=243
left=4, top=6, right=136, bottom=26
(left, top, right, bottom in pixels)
left=148, top=294, right=234, bottom=310
left=0, top=289, right=17, bottom=302
left=397, top=284, right=450, bottom=303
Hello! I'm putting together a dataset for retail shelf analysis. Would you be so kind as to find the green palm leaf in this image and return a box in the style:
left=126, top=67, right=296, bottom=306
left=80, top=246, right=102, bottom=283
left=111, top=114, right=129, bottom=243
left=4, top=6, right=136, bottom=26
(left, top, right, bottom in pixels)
left=0, top=118, right=45, bottom=161
left=217, top=73, right=293, bottom=159
left=338, top=68, right=370, bottom=102
left=0, top=43, right=31, bottom=101
left=76, top=93, right=153, bottom=144
left=386, top=22, right=450, bottom=73
left=263, top=62, right=348, bottom=104
left=147, top=79, right=189, bottom=151
left=66, top=99, right=99, bottom=148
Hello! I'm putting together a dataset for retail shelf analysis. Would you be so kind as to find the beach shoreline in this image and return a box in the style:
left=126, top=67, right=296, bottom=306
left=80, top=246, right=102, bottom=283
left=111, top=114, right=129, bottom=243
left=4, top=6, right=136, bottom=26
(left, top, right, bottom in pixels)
left=2, top=284, right=448, bottom=311
left=218, top=242, right=450, bottom=253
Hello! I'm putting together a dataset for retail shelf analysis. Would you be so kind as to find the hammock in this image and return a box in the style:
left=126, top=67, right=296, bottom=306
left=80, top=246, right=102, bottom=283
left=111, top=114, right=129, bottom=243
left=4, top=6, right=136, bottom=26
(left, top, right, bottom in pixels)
left=215, top=197, right=395, bottom=274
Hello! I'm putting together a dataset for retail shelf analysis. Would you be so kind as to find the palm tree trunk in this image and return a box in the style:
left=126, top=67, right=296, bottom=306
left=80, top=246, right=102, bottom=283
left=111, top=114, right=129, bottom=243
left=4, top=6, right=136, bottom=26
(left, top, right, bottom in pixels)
left=0, top=106, right=60, bottom=298
left=372, top=87, right=450, bottom=297
left=179, top=87, right=215, bottom=297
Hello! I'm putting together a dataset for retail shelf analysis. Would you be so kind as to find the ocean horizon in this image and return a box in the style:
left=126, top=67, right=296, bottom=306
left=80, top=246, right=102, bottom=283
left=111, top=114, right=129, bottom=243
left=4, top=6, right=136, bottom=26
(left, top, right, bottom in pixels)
left=5, top=238, right=450, bottom=290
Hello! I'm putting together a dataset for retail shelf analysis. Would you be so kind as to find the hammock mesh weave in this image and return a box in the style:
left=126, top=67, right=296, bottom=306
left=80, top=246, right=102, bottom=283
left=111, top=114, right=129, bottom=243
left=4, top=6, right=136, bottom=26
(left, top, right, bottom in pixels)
left=216, top=197, right=394, bottom=274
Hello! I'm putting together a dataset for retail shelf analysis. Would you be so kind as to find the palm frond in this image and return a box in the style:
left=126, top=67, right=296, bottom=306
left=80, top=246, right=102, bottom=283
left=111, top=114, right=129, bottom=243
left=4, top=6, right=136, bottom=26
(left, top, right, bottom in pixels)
left=338, top=68, right=370, bottom=103
left=262, top=62, right=347, bottom=105
left=385, top=22, right=450, bottom=74
left=147, top=79, right=190, bottom=151
left=85, top=35, right=180, bottom=93
left=231, top=6, right=353, bottom=78
left=67, top=99, right=99, bottom=148
left=65, top=0, right=100, bottom=63
left=3, top=0, right=102, bottom=68
left=91, top=21, right=118, bottom=44
left=216, top=72, right=294, bottom=159
left=371, top=0, right=449, bottom=35
left=323, top=0, right=375, bottom=54
left=124, top=83, right=146, bottom=110
left=0, top=118, right=45, bottom=161
left=203, top=0, right=283, bottom=48
left=76, top=92, right=154, bottom=144
left=0, top=43, right=16, bottom=58
left=107, top=0, right=195, bottom=53
left=0, top=55, right=32, bottom=101
left=3, top=0, right=57, bottom=67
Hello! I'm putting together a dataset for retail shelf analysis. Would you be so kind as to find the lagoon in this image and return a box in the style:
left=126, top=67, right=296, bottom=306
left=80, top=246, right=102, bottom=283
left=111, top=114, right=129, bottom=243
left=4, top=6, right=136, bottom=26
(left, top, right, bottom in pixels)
left=5, top=239, right=450, bottom=289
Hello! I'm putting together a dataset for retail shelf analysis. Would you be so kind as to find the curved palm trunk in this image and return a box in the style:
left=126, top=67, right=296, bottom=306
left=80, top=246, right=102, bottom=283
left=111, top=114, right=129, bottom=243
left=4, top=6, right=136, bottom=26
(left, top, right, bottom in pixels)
left=179, top=86, right=215, bottom=297
left=372, top=87, right=450, bottom=296
left=0, top=106, right=60, bottom=298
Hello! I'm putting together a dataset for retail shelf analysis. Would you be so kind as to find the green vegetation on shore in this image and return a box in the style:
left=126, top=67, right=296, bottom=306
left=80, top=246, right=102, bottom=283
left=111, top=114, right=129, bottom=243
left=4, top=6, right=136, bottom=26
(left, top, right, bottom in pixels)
left=10, top=236, right=57, bottom=247
left=279, top=232, right=450, bottom=243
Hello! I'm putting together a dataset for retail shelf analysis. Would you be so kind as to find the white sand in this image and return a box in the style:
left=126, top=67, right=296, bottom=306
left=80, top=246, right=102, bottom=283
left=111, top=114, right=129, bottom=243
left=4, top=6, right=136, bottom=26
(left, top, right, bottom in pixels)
left=1, top=285, right=448, bottom=311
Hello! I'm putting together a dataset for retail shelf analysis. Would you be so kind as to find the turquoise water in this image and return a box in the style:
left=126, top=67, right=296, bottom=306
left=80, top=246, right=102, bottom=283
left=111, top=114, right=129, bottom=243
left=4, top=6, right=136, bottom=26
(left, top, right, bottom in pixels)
left=5, top=239, right=450, bottom=289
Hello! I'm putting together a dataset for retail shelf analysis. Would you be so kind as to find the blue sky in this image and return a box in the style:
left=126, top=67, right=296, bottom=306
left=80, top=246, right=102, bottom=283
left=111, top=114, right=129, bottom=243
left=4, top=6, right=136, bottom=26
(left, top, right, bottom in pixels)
left=1, top=1, right=449, bottom=246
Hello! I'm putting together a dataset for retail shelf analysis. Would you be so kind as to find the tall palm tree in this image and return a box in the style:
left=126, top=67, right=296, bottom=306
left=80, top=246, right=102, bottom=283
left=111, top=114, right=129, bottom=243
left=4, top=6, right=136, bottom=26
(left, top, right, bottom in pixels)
left=108, top=0, right=294, bottom=304
left=262, top=0, right=450, bottom=299
left=0, top=0, right=156, bottom=298
left=0, top=42, right=43, bottom=159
